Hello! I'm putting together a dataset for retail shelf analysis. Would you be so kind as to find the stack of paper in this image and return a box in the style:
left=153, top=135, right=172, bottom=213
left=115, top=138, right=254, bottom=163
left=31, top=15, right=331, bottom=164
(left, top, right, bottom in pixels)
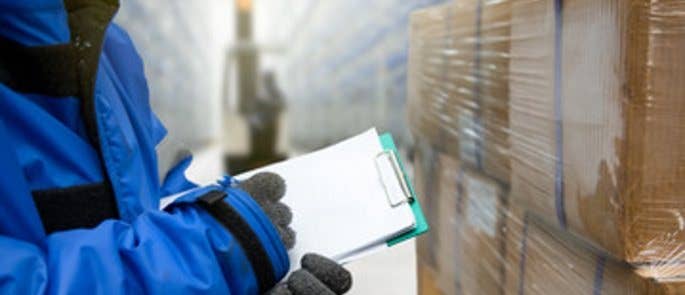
left=238, top=128, right=422, bottom=269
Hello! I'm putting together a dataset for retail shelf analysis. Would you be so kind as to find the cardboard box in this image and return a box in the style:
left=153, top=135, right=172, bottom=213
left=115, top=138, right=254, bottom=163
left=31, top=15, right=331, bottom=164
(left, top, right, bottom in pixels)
left=411, top=148, right=685, bottom=294
left=433, top=154, right=461, bottom=295
left=415, top=149, right=507, bottom=295
left=473, top=0, right=512, bottom=184
left=453, top=166, right=507, bottom=295
left=407, top=3, right=460, bottom=152
left=503, top=207, right=685, bottom=295
left=413, top=140, right=443, bottom=270
left=508, top=0, right=685, bottom=277
left=415, top=148, right=462, bottom=295
left=408, top=0, right=511, bottom=184
left=416, top=153, right=685, bottom=294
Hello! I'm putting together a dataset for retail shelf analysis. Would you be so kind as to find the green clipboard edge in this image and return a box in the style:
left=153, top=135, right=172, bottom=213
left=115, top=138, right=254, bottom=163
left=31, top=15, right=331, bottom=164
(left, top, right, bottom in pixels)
left=380, top=133, right=430, bottom=246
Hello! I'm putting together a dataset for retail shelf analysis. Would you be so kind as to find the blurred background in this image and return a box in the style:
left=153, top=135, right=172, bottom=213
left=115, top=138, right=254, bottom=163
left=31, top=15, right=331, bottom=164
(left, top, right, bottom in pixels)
left=115, top=0, right=446, bottom=294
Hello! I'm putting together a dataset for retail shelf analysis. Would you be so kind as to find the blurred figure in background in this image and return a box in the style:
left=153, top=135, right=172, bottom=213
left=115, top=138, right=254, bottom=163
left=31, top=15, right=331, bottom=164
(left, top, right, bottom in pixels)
left=227, top=71, right=288, bottom=174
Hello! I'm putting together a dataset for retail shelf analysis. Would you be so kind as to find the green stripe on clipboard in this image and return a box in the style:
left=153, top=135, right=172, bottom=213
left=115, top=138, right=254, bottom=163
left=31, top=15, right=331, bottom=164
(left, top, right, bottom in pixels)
left=379, top=133, right=430, bottom=246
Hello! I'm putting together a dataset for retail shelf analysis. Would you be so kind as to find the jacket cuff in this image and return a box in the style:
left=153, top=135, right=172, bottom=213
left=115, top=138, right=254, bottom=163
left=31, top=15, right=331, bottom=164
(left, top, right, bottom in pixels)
left=195, top=186, right=289, bottom=292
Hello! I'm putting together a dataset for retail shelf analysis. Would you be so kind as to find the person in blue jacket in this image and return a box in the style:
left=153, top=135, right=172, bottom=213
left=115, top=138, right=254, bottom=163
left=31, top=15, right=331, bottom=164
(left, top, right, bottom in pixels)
left=0, top=0, right=352, bottom=294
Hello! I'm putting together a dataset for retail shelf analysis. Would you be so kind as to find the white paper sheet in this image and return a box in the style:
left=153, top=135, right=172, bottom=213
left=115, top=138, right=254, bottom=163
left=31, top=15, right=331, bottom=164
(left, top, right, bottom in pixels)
left=237, top=128, right=415, bottom=270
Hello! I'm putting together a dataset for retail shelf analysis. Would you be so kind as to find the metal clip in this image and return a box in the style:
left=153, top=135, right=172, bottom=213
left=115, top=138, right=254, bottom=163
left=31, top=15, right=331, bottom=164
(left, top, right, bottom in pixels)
left=375, top=149, right=413, bottom=207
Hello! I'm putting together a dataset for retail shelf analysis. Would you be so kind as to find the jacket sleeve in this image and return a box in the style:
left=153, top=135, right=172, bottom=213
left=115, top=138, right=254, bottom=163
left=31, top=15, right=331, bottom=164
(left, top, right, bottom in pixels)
left=0, top=185, right=289, bottom=295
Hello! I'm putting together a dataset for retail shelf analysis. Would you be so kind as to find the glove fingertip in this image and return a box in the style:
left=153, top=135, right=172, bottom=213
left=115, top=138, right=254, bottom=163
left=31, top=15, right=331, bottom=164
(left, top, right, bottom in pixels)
left=301, top=254, right=352, bottom=294
left=250, top=172, right=287, bottom=201
left=270, top=202, right=293, bottom=226
left=287, top=270, right=336, bottom=295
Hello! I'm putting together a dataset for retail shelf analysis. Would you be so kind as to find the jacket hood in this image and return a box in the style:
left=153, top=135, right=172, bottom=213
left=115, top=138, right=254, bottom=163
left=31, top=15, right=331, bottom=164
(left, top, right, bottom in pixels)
left=0, top=0, right=70, bottom=45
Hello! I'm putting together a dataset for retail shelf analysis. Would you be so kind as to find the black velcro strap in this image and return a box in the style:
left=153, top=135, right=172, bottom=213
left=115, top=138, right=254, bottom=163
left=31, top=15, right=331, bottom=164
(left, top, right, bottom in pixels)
left=196, top=190, right=276, bottom=293
left=0, top=0, right=119, bottom=150
left=32, top=182, right=120, bottom=234
left=0, top=39, right=80, bottom=97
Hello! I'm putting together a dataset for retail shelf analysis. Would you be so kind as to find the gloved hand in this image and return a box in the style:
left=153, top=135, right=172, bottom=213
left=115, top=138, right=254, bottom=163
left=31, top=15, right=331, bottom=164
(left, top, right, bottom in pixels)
left=268, top=254, right=352, bottom=295
left=239, top=172, right=353, bottom=295
left=239, top=172, right=296, bottom=249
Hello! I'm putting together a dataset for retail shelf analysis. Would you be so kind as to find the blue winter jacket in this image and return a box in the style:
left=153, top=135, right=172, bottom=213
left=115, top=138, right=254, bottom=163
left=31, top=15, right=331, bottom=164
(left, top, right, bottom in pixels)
left=0, top=0, right=289, bottom=294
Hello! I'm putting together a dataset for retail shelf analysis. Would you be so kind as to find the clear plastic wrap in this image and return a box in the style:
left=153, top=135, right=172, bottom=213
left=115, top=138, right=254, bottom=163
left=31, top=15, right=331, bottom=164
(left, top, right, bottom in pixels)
left=414, top=139, right=685, bottom=294
left=408, top=0, right=685, bottom=292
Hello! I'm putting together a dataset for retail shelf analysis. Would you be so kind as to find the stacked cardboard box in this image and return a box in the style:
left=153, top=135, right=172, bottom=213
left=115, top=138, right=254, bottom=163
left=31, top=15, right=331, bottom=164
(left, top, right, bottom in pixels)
left=477, top=0, right=511, bottom=184
left=508, top=0, right=685, bottom=277
left=407, top=0, right=511, bottom=184
left=451, top=162, right=507, bottom=295
left=413, top=139, right=451, bottom=294
left=407, top=2, right=475, bottom=156
left=413, top=145, right=685, bottom=294
left=502, top=207, right=685, bottom=295
left=413, top=146, right=507, bottom=295
left=432, top=154, right=461, bottom=295
left=409, top=0, right=685, bottom=292
left=414, top=140, right=447, bottom=272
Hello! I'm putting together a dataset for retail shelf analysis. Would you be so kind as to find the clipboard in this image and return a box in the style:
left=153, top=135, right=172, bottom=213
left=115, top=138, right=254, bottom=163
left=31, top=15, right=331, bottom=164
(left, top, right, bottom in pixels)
left=377, top=133, right=429, bottom=246
left=162, top=129, right=430, bottom=267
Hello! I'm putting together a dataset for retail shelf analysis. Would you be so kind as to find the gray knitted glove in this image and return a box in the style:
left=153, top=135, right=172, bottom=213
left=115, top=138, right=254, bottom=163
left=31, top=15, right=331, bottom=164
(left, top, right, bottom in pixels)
left=269, top=254, right=352, bottom=295
left=240, top=172, right=353, bottom=294
left=239, top=172, right=296, bottom=249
